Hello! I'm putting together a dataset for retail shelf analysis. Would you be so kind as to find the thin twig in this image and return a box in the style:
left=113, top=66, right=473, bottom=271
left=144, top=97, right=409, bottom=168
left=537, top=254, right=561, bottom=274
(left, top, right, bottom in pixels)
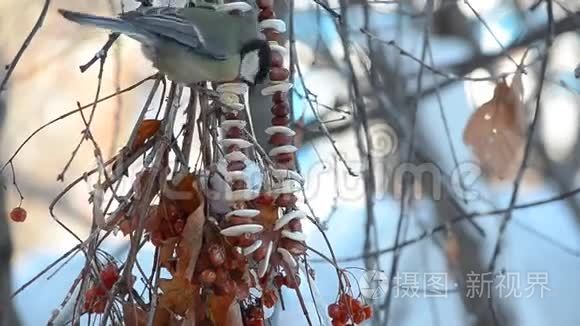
left=0, top=0, right=51, bottom=93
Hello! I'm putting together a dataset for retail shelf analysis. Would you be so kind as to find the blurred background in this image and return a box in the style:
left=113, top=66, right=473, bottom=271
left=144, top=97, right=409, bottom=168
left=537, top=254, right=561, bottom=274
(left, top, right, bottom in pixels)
left=1, top=0, right=579, bottom=325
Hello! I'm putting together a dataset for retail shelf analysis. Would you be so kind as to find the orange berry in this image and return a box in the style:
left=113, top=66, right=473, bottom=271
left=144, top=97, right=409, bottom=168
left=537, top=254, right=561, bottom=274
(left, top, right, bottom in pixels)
left=273, top=275, right=284, bottom=288
left=353, top=311, right=366, bottom=323
left=328, top=303, right=341, bottom=319
left=208, top=244, right=225, bottom=267
left=248, top=306, right=264, bottom=320
left=200, top=269, right=217, bottom=285
left=363, top=305, right=373, bottom=319
left=10, top=207, right=26, bottom=222
left=99, top=263, right=119, bottom=289
left=284, top=274, right=301, bottom=289
left=331, top=319, right=345, bottom=326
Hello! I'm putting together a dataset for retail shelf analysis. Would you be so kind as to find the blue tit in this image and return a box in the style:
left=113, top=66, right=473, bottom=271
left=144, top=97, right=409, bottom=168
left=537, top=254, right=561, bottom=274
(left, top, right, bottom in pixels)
left=58, top=6, right=271, bottom=85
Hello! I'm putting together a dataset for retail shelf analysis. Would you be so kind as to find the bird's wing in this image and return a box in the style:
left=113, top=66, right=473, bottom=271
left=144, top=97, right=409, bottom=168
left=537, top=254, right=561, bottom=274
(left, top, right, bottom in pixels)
left=121, top=7, right=228, bottom=60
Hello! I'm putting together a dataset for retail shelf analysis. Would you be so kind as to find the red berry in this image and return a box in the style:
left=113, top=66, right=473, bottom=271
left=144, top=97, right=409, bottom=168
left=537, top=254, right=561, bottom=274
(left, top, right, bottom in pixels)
left=83, top=287, right=107, bottom=313
left=336, top=306, right=349, bottom=323
left=246, top=319, right=264, bottom=326
left=9, top=207, right=26, bottom=222
left=262, top=289, right=277, bottom=308
left=273, top=275, right=284, bottom=288
left=99, top=264, right=119, bottom=289
left=283, top=274, right=300, bottom=289
left=200, top=269, right=217, bottom=285
left=353, top=311, right=366, bottom=323
left=208, top=244, right=225, bottom=267
left=331, top=319, right=345, bottom=326
left=150, top=231, right=163, bottom=246
left=328, top=303, right=341, bottom=319
left=363, top=305, right=373, bottom=319
left=248, top=306, right=264, bottom=320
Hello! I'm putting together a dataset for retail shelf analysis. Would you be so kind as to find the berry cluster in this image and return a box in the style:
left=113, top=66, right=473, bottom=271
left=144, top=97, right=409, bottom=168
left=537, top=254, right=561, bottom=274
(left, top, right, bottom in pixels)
left=193, top=240, right=251, bottom=299
left=327, top=294, right=373, bottom=325
left=83, top=263, right=119, bottom=314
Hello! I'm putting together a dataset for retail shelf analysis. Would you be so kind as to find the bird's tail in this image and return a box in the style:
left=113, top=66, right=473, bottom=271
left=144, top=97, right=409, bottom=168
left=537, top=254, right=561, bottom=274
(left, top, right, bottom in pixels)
left=58, top=9, right=154, bottom=44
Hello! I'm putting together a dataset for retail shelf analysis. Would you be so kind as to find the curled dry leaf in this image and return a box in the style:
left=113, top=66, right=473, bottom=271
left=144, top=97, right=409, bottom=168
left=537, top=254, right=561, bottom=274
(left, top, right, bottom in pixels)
left=209, top=293, right=242, bottom=326
left=164, top=173, right=203, bottom=215
left=463, top=76, right=527, bottom=180
left=176, top=204, right=205, bottom=279
left=158, top=277, right=200, bottom=316
left=159, top=237, right=180, bottom=273
left=254, top=198, right=279, bottom=228
left=132, top=119, right=161, bottom=150
left=122, top=303, right=148, bottom=326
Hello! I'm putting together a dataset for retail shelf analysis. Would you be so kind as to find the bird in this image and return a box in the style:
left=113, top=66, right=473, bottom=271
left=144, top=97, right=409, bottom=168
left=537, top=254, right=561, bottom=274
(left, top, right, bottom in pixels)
left=58, top=6, right=271, bottom=85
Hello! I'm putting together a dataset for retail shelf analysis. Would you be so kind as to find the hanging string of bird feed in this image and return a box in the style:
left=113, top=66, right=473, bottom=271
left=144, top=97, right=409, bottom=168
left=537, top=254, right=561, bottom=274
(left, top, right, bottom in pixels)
left=2, top=1, right=376, bottom=325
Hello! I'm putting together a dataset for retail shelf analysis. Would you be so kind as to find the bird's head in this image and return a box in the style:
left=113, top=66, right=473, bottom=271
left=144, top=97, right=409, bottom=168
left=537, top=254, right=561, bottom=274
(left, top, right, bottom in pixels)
left=239, top=39, right=272, bottom=85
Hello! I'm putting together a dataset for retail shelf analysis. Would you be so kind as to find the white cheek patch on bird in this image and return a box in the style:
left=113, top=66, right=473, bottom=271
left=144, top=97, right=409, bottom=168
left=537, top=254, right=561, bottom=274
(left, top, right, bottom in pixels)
left=240, top=49, right=261, bottom=84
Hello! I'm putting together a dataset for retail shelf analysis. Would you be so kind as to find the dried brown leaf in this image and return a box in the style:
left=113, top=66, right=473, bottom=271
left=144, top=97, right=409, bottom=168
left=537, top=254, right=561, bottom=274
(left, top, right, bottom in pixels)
left=133, top=119, right=161, bottom=150
left=122, top=303, right=148, bottom=326
left=256, top=201, right=278, bottom=229
left=159, top=237, right=179, bottom=273
left=209, top=294, right=241, bottom=326
left=158, top=277, right=199, bottom=316
left=164, top=174, right=203, bottom=215
left=176, top=205, right=205, bottom=280
left=463, top=80, right=527, bottom=180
